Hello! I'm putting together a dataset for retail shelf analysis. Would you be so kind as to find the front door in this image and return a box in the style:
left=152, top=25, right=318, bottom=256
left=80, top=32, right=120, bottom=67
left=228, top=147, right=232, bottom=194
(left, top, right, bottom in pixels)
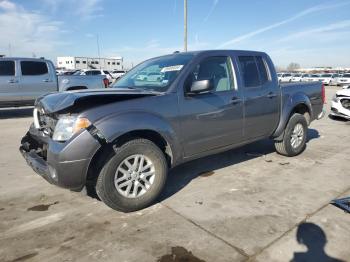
left=178, top=56, right=244, bottom=157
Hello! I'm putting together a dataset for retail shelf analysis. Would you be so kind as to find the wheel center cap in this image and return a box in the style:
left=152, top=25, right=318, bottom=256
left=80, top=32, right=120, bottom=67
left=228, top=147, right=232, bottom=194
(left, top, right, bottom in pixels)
left=131, top=172, right=139, bottom=179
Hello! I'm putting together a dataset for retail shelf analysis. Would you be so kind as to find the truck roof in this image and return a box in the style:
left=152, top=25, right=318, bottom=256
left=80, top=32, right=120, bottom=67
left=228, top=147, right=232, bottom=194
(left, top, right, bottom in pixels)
left=149, top=49, right=268, bottom=60
left=0, top=57, right=50, bottom=62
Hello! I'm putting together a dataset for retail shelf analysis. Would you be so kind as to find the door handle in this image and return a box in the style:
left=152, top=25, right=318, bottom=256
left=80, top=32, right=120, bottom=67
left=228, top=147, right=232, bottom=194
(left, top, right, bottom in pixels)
left=267, top=92, right=277, bottom=98
left=231, top=97, right=242, bottom=104
left=7, top=79, right=18, bottom=84
left=42, top=79, right=51, bottom=82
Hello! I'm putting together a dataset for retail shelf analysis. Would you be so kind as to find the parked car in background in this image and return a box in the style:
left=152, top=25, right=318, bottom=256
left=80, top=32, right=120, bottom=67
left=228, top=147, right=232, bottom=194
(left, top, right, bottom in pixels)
left=136, top=71, right=148, bottom=81
left=278, top=73, right=293, bottom=82
left=0, top=57, right=108, bottom=107
left=319, top=73, right=338, bottom=85
left=146, top=72, right=163, bottom=81
left=80, top=69, right=114, bottom=84
left=291, top=73, right=303, bottom=82
left=20, top=50, right=325, bottom=212
left=331, top=88, right=350, bottom=120
left=308, top=74, right=321, bottom=82
left=336, top=73, right=350, bottom=88
left=111, top=70, right=126, bottom=80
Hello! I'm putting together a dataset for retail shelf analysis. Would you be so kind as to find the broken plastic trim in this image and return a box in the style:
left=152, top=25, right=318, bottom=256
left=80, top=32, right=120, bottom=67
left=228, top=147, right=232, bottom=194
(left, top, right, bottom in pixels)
left=331, top=197, right=350, bottom=213
left=87, top=125, right=107, bottom=145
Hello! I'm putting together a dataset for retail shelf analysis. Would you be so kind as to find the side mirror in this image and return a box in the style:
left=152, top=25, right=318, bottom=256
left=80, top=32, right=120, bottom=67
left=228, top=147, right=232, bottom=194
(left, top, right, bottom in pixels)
left=189, top=79, right=213, bottom=94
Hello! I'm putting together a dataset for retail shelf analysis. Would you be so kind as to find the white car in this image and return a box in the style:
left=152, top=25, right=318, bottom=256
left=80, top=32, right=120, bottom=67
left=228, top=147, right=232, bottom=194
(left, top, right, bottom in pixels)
left=336, top=73, right=350, bottom=88
left=307, top=74, right=321, bottom=82
left=331, top=88, right=350, bottom=120
left=80, top=69, right=114, bottom=84
left=135, top=71, right=148, bottom=81
left=277, top=73, right=293, bottom=82
left=318, top=73, right=338, bottom=85
left=291, top=73, right=302, bottom=82
left=146, top=72, right=163, bottom=81
left=111, top=70, right=126, bottom=80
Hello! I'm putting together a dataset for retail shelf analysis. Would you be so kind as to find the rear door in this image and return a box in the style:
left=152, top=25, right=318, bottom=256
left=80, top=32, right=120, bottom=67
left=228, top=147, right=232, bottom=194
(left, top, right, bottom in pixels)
left=238, top=55, right=279, bottom=139
left=0, top=60, right=21, bottom=104
left=19, top=60, right=57, bottom=102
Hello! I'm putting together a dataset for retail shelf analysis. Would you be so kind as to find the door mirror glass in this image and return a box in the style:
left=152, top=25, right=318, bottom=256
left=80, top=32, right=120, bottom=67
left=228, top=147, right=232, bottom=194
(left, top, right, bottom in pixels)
left=190, top=79, right=213, bottom=94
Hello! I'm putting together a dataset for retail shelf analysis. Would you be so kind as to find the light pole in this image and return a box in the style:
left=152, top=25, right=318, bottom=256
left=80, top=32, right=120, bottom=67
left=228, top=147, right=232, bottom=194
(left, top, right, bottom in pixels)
left=96, top=34, right=101, bottom=69
left=184, top=0, right=188, bottom=52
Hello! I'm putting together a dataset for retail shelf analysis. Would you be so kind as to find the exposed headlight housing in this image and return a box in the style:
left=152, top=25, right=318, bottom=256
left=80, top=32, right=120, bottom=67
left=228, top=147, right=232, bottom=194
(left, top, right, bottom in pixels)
left=52, top=116, right=91, bottom=141
left=332, top=95, right=340, bottom=103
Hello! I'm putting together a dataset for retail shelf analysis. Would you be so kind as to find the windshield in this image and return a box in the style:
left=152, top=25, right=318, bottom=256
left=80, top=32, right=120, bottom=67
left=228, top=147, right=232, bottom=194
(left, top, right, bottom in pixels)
left=343, top=74, right=350, bottom=78
left=311, top=74, right=319, bottom=77
left=284, top=74, right=291, bottom=77
left=293, top=74, right=301, bottom=77
left=112, top=54, right=194, bottom=92
left=321, top=74, right=331, bottom=77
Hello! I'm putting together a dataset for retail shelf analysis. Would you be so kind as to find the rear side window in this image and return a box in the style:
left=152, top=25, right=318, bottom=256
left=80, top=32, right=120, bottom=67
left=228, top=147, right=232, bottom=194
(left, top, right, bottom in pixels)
left=255, top=56, right=270, bottom=84
left=21, top=61, right=48, bottom=75
left=238, top=56, right=260, bottom=87
left=0, top=61, right=15, bottom=76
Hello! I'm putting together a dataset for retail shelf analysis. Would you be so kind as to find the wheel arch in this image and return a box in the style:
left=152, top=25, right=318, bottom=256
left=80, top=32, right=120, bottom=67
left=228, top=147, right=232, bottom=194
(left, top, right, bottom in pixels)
left=86, top=129, right=175, bottom=183
left=272, top=93, right=312, bottom=140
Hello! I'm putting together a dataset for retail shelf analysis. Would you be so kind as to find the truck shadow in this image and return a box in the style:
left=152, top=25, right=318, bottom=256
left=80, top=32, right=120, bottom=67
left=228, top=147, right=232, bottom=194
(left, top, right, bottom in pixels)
left=0, top=107, right=33, bottom=119
left=159, top=129, right=319, bottom=202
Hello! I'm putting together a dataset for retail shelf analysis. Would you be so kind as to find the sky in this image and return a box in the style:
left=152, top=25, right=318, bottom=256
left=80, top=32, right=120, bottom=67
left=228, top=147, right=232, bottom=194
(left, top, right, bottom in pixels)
left=0, top=0, right=350, bottom=68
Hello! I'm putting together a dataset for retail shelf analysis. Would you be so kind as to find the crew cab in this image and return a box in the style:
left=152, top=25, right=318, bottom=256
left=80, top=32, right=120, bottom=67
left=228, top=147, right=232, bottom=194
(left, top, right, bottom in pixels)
left=20, top=50, right=325, bottom=212
left=0, top=57, right=108, bottom=107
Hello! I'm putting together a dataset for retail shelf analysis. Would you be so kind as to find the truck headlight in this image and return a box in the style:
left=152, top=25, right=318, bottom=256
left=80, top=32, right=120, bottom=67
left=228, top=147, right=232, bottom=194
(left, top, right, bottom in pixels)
left=52, top=116, right=91, bottom=141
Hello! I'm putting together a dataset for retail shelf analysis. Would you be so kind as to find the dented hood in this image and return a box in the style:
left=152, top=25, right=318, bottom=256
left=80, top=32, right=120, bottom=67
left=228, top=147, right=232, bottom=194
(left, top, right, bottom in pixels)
left=35, top=88, right=159, bottom=114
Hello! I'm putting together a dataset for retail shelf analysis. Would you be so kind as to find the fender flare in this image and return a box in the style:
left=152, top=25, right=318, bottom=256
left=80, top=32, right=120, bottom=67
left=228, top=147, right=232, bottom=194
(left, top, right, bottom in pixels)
left=272, top=92, right=313, bottom=139
left=94, top=111, right=182, bottom=165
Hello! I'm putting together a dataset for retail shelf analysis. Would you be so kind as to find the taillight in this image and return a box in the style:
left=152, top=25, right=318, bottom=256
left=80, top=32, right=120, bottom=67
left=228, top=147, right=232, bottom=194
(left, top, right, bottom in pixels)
left=103, top=78, right=109, bottom=88
left=321, top=84, right=326, bottom=104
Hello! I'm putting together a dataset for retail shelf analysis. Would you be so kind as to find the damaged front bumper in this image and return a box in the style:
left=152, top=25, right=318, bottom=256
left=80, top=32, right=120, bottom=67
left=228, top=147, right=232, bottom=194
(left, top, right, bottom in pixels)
left=330, top=99, right=350, bottom=120
left=20, top=125, right=101, bottom=191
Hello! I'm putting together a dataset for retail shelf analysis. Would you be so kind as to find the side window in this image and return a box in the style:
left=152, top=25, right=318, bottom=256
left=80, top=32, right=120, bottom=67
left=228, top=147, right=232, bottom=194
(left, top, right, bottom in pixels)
left=185, top=56, right=233, bottom=92
left=0, top=61, right=15, bottom=76
left=255, top=56, right=270, bottom=84
left=21, top=61, right=48, bottom=76
left=238, top=56, right=260, bottom=88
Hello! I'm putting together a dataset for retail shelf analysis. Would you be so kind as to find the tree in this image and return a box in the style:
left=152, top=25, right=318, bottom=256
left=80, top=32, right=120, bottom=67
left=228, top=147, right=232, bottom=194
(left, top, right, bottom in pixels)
left=287, top=62, right=301, bottom=72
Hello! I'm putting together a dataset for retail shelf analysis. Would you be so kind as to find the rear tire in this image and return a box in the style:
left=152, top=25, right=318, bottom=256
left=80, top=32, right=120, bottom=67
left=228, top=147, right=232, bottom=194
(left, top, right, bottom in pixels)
left=274, top=113, right=308, bottom=157
left=96, top=139, right=167, bottom=212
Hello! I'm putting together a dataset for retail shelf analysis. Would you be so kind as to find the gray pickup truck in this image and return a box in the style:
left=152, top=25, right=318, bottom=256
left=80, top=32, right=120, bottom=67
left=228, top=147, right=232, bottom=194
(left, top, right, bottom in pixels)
left=20, top=50, right=325, bottom=212
left=0, top=57, right=108, bottom=107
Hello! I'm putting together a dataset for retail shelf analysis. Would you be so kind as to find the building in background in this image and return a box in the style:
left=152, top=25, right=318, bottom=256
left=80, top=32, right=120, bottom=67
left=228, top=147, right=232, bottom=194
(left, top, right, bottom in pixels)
left=57, top=56, right=123, bottom=71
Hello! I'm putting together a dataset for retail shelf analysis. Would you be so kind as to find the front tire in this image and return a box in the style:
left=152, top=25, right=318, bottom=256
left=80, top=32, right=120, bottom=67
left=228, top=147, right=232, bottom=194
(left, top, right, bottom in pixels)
left=274, top=113, right=308, bottom=157
left=96, top=139, right=167, bottom=212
